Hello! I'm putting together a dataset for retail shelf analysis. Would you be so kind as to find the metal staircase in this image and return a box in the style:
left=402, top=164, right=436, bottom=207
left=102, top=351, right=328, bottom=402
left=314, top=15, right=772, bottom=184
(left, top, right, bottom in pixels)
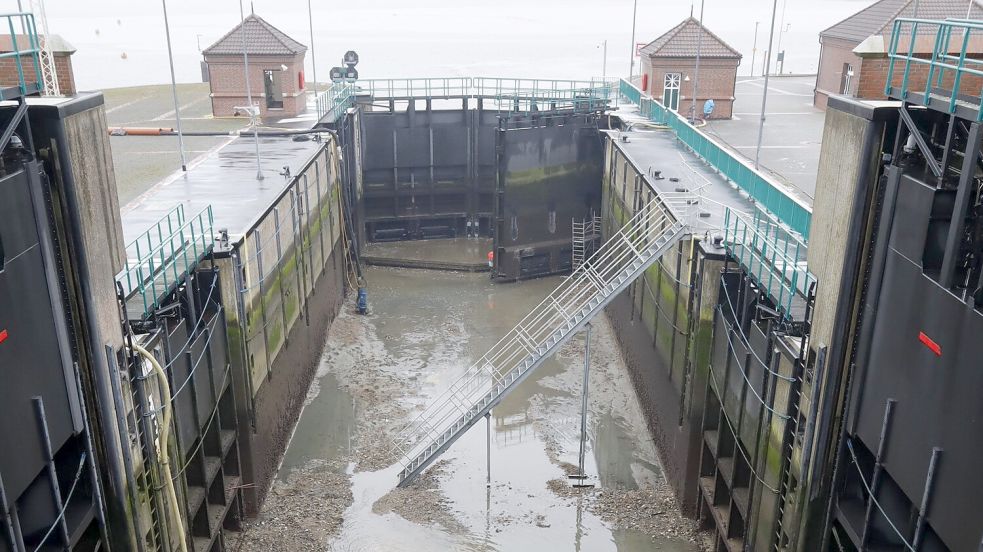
left=392, top=194, right=689, bottom=486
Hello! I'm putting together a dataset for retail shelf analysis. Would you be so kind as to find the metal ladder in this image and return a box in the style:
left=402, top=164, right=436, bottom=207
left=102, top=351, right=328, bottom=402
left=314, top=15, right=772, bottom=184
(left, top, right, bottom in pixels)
left=572, top=215, right=602, bottom=271
left=392, top=194, right=689, bottom=486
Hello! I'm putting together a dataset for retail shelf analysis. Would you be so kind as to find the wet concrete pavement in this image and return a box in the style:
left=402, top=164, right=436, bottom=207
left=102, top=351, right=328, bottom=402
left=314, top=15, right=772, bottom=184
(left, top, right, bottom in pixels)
left=703, top=76, right=824, bottom=203
left=237, top=264, right=707, bottom=551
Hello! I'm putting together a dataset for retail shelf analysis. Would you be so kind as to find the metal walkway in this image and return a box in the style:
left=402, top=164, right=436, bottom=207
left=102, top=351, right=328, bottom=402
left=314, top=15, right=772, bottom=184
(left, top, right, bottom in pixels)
left=316, top=77, right=617, bottom=124
left=116, top=205, right=215, bottom=320
left=392, top=194, right=689, bottom=486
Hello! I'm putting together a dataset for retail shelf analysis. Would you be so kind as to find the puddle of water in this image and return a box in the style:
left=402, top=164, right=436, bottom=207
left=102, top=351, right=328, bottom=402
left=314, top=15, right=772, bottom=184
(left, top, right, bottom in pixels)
left=277, top=267, right=702, bottom=551
left=330, top=465, right=467, bottom=552
left=278, top=371, right=356, bottom=478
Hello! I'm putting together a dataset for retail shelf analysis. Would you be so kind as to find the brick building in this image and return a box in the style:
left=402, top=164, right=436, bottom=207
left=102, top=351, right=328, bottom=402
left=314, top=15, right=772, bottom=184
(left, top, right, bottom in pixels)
left=814, top=0, right=983, bottom=109
left=203, top=14, right=307, bottom=118
left=638, top=18, right=742, bottom=120
left=0, top=34, right=76, bottom=95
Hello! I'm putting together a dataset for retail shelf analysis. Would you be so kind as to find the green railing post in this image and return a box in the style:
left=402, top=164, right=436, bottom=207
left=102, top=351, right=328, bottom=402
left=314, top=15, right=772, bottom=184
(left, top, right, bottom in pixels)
left=950, top=26, right=974, bottom=114
left=7, top=19, right=26, bottom=95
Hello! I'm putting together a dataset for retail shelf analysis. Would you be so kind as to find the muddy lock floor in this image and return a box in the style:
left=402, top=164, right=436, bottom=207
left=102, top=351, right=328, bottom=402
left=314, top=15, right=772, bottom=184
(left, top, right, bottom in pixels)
left=230, top=266, right=710, bottom=551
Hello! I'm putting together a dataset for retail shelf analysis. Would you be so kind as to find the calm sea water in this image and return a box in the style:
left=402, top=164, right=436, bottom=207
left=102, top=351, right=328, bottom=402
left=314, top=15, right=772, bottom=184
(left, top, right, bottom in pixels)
left=39, top=0, right=874, bottom=90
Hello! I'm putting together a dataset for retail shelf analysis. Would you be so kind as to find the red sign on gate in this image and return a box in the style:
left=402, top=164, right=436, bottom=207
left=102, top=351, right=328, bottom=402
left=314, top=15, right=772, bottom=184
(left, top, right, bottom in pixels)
left=635, top=42, right=646, bottom=57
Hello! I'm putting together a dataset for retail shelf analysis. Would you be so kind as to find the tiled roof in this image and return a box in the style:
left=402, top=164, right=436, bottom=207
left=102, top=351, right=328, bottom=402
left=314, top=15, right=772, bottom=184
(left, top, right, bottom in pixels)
left=639, top=17, right=742, bottom=59
left=203, top=14, right=306, bottom=56
left=821, top=0, right=983, bottom=43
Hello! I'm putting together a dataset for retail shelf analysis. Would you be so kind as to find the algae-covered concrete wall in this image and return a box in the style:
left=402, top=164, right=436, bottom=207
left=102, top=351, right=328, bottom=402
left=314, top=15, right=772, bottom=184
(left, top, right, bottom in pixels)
left=220, top=139, right=348, bottom=513
left=601, top=137, right=725, bottom=514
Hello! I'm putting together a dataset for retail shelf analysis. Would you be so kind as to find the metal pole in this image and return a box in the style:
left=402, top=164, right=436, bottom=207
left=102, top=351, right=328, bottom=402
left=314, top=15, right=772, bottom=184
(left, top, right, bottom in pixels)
left=602, top=40, right=607, bottom=81
left=775, top=0, right=788, bottom=73
left=629, top=0, right=638, bottom=79
left=162, top=0, right=188, bottom=171
left=691, top=0, right=705, bottom=122
left=860, top=400, right=896, bottom=549
left=239, top=0, right=264, bottom=180
left=755, top=0, right=779, bottom=170
left=577, top=323, right=591, bottom=479
left=307, top=0, right=318, bottom=100
left=0, top=468, right=25, bottom=552
left=73, top=362, right=109, bottom=549
left=15, top=0, right=25, bottom=33
left=485, top=412, right=491, bottom=487
left=912, top=448, right=943, bottom=549
left=751, top=22, right=760, bottom=78
left=33, top=397, right=70, bottom=547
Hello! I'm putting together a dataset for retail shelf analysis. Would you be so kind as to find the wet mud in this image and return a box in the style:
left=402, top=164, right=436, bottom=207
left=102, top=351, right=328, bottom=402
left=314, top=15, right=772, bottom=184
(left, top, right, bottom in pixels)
left=233, top=266, right=709, bottom=551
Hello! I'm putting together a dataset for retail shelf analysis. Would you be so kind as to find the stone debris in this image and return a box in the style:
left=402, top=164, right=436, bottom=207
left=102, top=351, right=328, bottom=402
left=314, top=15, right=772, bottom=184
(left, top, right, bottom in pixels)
left=231, top=458, right=352, bottom=551
left=232, top=277, right=713, bottom=551
left=373, top=459, right=468, bottom=534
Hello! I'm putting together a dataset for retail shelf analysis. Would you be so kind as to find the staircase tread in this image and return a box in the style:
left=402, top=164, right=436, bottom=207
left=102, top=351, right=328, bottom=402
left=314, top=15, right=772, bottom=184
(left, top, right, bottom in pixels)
left=395, top=224, right=684, bottom=485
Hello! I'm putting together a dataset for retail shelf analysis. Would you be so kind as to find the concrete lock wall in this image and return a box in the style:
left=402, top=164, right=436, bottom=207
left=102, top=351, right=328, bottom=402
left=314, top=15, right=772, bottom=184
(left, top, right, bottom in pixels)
left=219, top=139, right=347, bottom=513
left=26, top=94, right=143, bottom=550
left=600, top=136, right=725, bottom=514
left=358, top=107, right=498, bottom=242
left=702, top=269, right=809, bottom=550
left=494, top=114, right=604, bottom=280
left=790, top=97, right=895, bottom=551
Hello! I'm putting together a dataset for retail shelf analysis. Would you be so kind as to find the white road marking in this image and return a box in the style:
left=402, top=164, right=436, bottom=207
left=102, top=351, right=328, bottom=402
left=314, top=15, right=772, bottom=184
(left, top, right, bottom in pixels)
left=152, top=95, right=211, bottom=121
left=276, top=114, right=319, bottom=123
left=117, top=150, right=214, bottom=155
left=731, top=145, right=813, bottom=149
left=105, top=96, right=148, bottom=114
left=737, top=80, right=813, bottom=97
left=732, top=112, right=820, bottom=116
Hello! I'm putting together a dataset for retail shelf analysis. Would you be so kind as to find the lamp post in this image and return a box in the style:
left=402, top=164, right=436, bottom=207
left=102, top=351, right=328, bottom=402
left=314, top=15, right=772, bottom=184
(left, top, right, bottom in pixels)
left=629, top=0, right=638, bottom=79
left=751, top=21, right=760, bottom=77
left=239, top=0, right=263, bottom=180
left=775, top=0, right=788, bottom=74
left=307, top=0, right=318, bottom=100
left=599, top=40, right=608, bottom=81
left=161, top=0, right=187, bottom=171
left=755, top=0, right=779, bottom=170
left=691, top=0, right=704, bottom=122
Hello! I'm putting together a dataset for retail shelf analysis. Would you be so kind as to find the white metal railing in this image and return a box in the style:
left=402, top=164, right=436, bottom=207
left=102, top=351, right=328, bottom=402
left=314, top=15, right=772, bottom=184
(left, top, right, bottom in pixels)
left=392, top=194, right=691, bottom=484
left=314, top=77, right=619, bottom=122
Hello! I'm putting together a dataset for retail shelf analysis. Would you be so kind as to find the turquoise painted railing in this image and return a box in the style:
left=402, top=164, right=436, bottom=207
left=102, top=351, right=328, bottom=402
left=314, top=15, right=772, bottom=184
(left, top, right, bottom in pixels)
left=314, top=77, right=617, bottom=122
left=315, top=81, right=356, bottom=123
left=473, top=77, right=615, bottom=111
left=357, top=77, right=471, bottom=98
left=0, top=13, right=44, bottom=100
left=885, top=18, right=983, bottom=121
left=723, top=207, right=814, bottom=320
left=618, top=78, right=812, bottom=240
left=619, top=78, right=643, bottom=104
left=118, top=205, right=215, bottom=316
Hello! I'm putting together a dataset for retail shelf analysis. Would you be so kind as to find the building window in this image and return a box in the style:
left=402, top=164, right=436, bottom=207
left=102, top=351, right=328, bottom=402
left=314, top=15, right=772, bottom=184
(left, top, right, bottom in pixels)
left=663, top=72, right=681, bottom=111
left=263, top=69, right=284, bottom=109
left=839, top=63, right=854, bottom=95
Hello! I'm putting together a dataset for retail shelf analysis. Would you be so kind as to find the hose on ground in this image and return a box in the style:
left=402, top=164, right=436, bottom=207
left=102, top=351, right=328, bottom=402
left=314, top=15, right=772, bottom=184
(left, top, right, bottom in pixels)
left=130, top=342, right=188, bottom=552
left=108, top=126, right=333, bottom=138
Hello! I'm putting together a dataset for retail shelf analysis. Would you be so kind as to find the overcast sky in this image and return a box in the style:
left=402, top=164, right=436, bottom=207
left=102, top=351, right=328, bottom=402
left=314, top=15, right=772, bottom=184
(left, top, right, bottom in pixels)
left=19, top=0, right=874, bottom=90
